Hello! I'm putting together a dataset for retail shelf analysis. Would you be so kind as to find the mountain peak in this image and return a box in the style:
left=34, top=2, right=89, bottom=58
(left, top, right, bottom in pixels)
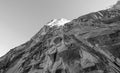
left=46, top=18, right=70, bottom=27
left=1, top=1, right=120, bottom=73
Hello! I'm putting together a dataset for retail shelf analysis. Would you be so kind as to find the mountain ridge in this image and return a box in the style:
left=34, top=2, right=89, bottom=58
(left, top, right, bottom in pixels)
left=1, top=1, right=120, bottom=73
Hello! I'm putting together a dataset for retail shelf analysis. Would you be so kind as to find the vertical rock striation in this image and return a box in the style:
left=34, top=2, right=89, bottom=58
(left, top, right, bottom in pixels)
left=1, top=1, right=120, bottom=73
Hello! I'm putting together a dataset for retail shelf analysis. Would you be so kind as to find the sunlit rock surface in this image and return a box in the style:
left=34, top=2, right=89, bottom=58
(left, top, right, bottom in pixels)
left=1, top=1, right=120, bottom=73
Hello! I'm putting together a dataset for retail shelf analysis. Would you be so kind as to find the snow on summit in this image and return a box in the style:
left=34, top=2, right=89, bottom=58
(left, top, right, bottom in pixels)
left=46, top=18, right=70, bottom=27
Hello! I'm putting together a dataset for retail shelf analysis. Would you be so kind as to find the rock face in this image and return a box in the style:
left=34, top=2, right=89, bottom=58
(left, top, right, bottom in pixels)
left=1, top=1, right=120, bottom=73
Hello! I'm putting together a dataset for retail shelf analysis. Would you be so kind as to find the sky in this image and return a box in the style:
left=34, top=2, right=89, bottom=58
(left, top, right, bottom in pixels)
left=0, top=0, right=118, bottom=57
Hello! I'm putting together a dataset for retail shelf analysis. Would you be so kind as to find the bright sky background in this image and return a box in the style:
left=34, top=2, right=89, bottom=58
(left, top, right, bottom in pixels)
left=0, top=0, right=118, bottom=57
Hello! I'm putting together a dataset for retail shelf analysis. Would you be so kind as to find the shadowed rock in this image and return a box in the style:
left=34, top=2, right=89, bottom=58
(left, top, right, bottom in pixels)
left=1, top=1, right=120, bottom=73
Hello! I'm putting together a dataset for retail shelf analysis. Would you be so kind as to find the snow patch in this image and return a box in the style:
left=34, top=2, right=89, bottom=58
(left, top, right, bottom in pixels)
left=46, top=18, right=70, bottom=27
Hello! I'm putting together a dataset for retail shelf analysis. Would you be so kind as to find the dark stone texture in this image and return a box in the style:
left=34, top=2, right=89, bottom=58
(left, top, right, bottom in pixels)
left=1, top=1, right=120, bottom=73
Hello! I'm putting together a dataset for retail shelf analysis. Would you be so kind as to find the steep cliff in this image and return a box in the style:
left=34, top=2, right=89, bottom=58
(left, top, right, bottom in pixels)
left=1, top=1, right=120, bottom=73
